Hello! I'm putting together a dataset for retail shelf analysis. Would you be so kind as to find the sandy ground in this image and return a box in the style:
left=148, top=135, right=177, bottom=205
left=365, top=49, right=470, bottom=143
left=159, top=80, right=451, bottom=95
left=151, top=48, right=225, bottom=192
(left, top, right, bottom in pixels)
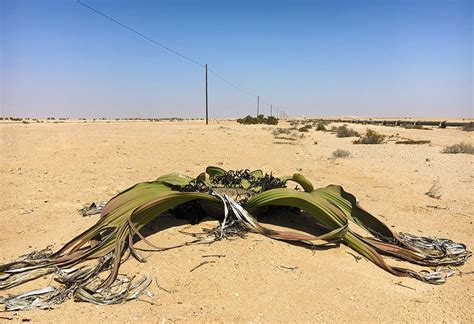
left=0, top=119, right=473, bottom=323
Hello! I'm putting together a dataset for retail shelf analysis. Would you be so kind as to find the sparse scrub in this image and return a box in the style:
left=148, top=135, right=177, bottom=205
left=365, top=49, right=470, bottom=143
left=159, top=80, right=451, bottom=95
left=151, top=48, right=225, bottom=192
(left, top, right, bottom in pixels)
left=332, top=149, right=351, bottom=159
left=298, top=124, right=312, bottom=132
left=272, top=128, right=291, bottom=136
left=353, top=129, right=385, bottom=144
left=315, top=123, right=327, bottom=131
left=237, top=114, right=278, bottom=125
left=441, top=143, right=474, bottom=155
left=289, top=120, right=300, bottom=127
left=336, top=125, right=359, bottom=138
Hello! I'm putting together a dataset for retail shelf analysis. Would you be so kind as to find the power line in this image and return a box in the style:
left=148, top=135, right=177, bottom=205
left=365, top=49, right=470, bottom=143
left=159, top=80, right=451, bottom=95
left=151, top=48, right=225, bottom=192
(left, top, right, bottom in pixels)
left=76, top=0, right=277, bottom=115
left=207, top=67, right=257, bottom=98
left=76, top=0, right=204, bottom=67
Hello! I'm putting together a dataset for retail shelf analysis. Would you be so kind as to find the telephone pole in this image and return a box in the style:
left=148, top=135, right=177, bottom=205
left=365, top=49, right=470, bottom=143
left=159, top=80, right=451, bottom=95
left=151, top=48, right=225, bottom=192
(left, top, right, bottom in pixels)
left=257, top=96, right=260, bottom=116
left=270, top=104, right=273, bottom=117
left=205, top=64, right=208, bottom=125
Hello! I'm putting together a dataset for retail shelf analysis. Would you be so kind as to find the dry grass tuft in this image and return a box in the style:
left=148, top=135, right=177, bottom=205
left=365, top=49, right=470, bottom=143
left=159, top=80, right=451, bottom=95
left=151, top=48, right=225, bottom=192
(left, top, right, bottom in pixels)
left=441, top=143, right=474, bottom=155
left=332, top=149, right=351, bottom=159
left=272, top=128, right=292, bottom=136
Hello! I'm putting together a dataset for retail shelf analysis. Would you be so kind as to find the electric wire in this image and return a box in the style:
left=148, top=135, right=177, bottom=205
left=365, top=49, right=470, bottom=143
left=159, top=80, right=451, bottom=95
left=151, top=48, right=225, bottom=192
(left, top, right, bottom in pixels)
left=76, top=0, right=277, bottom=114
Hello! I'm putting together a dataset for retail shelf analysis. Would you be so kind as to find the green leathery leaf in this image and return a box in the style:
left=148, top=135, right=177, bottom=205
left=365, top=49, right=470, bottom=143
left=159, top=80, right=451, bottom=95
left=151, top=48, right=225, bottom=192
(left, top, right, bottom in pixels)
left=206, top=166, right=226, bottom=177
left=196, top=172, right=212, bottom=186
left=283, top=173, right=314, bottom=192
left=246, top=188, right=347, bottom=229
left=156, top=173, right=194, bottom=187
left=311, top=185, right=395, bottom=239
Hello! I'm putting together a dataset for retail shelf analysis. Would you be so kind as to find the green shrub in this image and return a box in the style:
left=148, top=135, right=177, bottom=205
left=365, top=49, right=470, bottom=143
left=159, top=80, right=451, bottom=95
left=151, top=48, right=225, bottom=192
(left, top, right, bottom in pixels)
left=353, top=129, right=385, bottom=144
left=237, top=114, right=279, bottom=125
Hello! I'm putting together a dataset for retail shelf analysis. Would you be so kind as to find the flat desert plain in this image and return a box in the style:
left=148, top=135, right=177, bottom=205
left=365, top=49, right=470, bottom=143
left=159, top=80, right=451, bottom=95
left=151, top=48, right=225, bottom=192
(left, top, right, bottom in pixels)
left=0, top=119, right=473, bottom=323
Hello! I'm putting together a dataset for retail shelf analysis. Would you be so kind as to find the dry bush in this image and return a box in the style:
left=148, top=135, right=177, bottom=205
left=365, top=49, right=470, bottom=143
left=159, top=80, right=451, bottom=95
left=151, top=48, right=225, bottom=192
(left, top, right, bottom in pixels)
left=336, top=125, right=359, bottom=138
left=272, top=128, right=291, bottom=136
left=353, top=129, right=385, bottom=144
left=441, top=143, right=474, bottom=155
left=332, top=149, right=351, bottom=159
left=315, top=123, right=327, bottom=131
left=298, top=124, right=312, bottom=132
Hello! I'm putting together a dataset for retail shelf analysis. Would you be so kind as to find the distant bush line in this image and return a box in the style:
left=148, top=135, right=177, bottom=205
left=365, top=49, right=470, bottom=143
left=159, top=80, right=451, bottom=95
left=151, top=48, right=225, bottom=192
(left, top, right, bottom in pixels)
left=237, top=114, right=278, bottom=125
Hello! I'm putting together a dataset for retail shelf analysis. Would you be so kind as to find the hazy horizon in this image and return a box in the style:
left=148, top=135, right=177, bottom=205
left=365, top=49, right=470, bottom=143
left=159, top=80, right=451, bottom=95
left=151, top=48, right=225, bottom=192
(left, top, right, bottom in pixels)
left=1, top=0, right=472, bottom=118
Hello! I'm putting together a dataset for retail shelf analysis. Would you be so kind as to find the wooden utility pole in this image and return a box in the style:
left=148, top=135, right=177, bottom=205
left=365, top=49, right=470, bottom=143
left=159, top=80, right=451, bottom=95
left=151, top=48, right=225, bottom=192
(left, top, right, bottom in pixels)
left=270, top=104, right=272, bottom=117
left=205, top=64, right=208, bottom=125
left=257, top=96, right=260, bottom=116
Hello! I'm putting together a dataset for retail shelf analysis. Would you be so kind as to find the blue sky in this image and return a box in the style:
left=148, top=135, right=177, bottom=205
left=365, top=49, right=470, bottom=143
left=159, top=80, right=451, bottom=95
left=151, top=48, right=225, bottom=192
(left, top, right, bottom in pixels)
left=1, top=0, right=472, bottom=118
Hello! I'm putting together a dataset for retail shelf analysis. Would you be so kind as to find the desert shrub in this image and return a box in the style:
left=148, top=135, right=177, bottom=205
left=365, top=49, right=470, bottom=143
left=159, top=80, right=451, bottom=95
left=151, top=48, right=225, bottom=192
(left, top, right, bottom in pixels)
left=332, top=149, right=351, bottom=158
left=336, top=125, right=359, bottom=138
left=316, top=123, right=327, bottom=131
left=441, top=143, right=474, bottom=155
left=298, top=124, right=312, bottom=132
left=462, top=122, right=474, bottom=132
left=237, top=114, right=278, bottom=125
left=353, top=129, right=385, bottom=144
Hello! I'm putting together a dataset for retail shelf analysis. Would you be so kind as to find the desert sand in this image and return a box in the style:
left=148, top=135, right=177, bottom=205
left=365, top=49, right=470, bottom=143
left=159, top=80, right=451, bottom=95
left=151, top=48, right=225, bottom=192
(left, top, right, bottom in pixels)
left=0, top=119, right=473, bottom=322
